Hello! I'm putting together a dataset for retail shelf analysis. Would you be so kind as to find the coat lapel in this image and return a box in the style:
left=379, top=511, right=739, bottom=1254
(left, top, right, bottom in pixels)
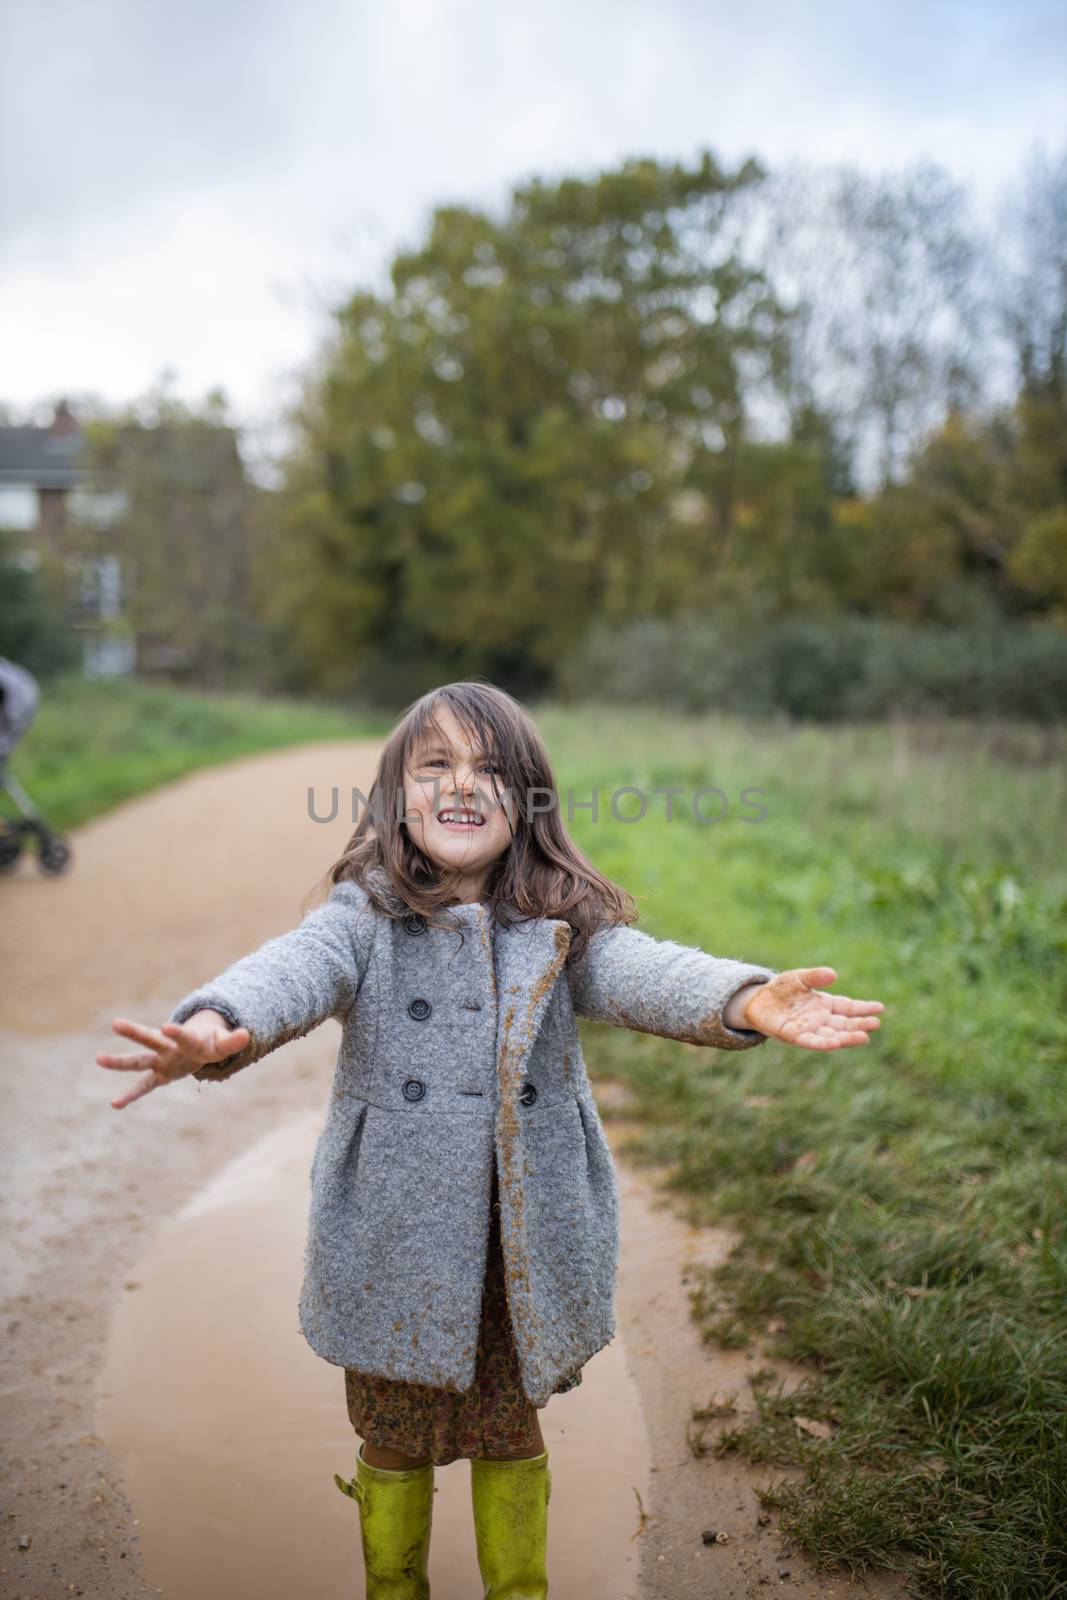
left=490, top=913, right=574, bottom=1396
left=491, top=914, right=573, bottom=1093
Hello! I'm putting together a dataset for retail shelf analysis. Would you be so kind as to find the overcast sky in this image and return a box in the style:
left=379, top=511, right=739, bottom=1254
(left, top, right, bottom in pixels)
left=2, top=0, right=1064, bottom=444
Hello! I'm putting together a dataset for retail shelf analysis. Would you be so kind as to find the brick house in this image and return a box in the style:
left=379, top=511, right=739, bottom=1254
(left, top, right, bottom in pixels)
left=0, top=400, right=133, bottom=674
left=0, top=399, right=254, bottom=682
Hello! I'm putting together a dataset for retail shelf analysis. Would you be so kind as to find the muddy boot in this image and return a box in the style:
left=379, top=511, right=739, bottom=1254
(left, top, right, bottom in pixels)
left=334, top=1443, right=434, bottom=1599
left=470, top=1451, right=552, bottom=1599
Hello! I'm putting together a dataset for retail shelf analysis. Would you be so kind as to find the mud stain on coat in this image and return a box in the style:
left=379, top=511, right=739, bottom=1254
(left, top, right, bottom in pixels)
left=495, top=922, right=573, bottom=1392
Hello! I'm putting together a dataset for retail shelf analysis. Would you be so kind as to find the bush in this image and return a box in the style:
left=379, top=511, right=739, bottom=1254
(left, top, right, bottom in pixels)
left=0, top=533, right=81, bottom=680
left=557, top=617, right=1067, bottom=722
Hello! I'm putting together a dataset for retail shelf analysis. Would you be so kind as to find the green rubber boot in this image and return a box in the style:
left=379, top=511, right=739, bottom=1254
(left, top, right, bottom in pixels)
left=470, top=1451, right=552, bottom=1599
left=334, top=1444, right=434, bottom=1599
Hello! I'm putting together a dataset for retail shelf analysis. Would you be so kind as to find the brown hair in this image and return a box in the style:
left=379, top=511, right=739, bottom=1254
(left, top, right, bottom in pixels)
left=305, top=679, right=635, bottom=964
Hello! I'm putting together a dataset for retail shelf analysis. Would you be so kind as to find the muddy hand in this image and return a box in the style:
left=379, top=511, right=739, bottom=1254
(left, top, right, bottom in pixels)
left=96, top=1016, right=250, bottom=1110
left=742, top=968, right=884, bottom=1051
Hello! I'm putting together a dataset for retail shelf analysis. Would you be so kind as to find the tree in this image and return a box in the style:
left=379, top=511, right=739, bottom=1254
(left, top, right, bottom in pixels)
left=0, top=529, right=81, bottom=677
left=995, top=142, right=1067, bottom=403
left=79, top=383, right=263, bottom=687
left=268, top=151, right=791, bottom=696
left=746, top=159, right=984, bottom=491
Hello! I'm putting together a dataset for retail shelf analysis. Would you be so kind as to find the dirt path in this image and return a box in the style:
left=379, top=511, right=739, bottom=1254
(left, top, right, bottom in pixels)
left=0, top=742, right=906, bottom=1598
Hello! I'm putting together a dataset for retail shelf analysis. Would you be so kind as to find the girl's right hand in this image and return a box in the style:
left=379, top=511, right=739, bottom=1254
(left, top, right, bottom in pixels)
left=96, top=1010, right=251, bottom=1110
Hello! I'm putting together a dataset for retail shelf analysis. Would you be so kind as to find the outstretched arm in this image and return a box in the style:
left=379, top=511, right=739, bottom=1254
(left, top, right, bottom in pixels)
left=95, top=876, right=377, bottom=1113
left=97, top=880, right=376, bottom=1107
left=567, top=921, right=778, bottom=1050
left=165, top=879, right=376, bottom=1081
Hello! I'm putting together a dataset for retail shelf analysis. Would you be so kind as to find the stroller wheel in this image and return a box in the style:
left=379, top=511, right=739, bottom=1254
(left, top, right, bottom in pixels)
left=0, top=829, right=22, bottom=871
left=39, top=836, right=72, bottom=875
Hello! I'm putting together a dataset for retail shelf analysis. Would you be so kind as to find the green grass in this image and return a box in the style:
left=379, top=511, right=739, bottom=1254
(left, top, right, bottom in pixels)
left=531, top=703, right=1067, bottom=1599
left=1, top=674, right=393, bottom=832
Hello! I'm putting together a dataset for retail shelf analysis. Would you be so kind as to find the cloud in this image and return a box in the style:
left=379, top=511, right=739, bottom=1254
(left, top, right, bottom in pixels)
left=0, top=0, right=333, bottom=242
left=1, top=0, right=1063, bottom=419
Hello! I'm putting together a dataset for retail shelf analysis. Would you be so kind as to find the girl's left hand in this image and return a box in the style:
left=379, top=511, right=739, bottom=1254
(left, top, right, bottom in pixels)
left=740, top=967, right=884, bottom=1050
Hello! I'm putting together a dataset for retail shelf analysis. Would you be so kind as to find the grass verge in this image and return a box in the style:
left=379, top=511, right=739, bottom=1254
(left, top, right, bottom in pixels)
left=537, top=704, right=1067, bottom=1599
left=1, top=674, right=392, bottom=834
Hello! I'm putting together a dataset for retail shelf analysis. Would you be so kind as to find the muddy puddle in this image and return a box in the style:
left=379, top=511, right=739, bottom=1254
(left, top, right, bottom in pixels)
left=97, top=1110, right=649, bottom=1599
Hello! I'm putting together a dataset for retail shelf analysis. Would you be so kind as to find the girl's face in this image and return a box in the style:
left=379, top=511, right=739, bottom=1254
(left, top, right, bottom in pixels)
left=401, top=705, right=516, bottom=900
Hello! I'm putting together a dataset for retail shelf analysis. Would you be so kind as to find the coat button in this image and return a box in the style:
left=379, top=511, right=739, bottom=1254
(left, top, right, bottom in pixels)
left=402, top=1078, right=426, bottom=1102
left=403, top=913, right=427, bottom=935
left=519, top=1081, right=538, bottom=1106
left=408, top=997, right=432, bottom=1020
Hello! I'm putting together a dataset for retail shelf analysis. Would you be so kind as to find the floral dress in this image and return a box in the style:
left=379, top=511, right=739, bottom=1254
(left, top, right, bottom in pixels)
left=344, top=1159, right=583, bottom=1465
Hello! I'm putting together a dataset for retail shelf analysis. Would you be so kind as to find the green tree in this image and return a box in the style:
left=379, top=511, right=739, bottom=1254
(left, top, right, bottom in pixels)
left=80, top=383, right=263, bottom=687
left=269, top=152, right=791, bottom=696
left=0, top=530, right=81, bottom=678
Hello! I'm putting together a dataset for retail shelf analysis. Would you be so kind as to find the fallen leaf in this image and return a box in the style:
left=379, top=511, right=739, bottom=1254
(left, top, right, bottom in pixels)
left=792, top=1415, right=833, bottom=1440
left=692, top=1393, right=738, bottom=1418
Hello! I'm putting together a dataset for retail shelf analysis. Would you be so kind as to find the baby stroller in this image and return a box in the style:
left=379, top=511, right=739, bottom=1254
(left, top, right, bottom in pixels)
left=0, top=655, right=72, bottom=875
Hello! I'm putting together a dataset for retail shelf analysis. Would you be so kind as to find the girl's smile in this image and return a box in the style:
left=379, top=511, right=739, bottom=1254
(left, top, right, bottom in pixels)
left=435, top=807, right=486, bottom=829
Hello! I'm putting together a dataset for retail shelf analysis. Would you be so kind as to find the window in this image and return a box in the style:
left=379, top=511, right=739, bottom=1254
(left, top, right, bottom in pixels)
left=67, top=489, right=128, bottom=528
left=71, top=554, right=123, bottom=620
left=0, top=485, right=39, bottom=531
left=83, top=635, right=135, bottom=677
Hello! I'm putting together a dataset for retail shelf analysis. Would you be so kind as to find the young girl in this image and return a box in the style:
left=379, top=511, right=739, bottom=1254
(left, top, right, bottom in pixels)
left=97, top=681, right=883, bottom=1599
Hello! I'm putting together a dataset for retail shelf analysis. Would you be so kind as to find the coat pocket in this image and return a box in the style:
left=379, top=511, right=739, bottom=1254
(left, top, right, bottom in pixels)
left=310, top=1095, right=371, bottom=1211
left=574, top=1091, right=620, bottom=1310
left=575, top=1092, right=618, bottom=1215
left=301, top=1096, right=373, bottom=1343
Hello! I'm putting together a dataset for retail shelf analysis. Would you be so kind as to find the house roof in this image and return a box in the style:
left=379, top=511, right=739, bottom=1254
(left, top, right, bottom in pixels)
left=0, top=427, right=87, bottom=490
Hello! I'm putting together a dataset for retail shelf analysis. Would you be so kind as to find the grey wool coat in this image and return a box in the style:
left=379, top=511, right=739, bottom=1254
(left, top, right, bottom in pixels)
left=168, top=870, right=776, bottom=1407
